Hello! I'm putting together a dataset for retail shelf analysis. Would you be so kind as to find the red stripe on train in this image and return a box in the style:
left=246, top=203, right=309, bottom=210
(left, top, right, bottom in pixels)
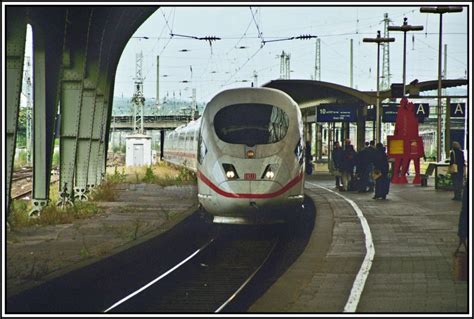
left=164, top=150, right=197, bottom=159
left=196, top=170, right=303, bottom=199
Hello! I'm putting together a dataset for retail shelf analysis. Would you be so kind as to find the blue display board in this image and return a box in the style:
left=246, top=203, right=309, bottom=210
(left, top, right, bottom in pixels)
left=413, top=103, right=430, bottom=123
left=368, top=102, right=430, bottom=123
left=316, top=104, right=357, bottom=122
left=381, top=103, right=399, bottom=122
left=450, top=103, right=465, bottom=118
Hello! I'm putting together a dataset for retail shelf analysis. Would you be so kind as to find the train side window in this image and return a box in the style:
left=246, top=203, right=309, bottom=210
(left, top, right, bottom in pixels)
left=197, top=133, right=207, bottom=164
left=186, top=131, right=192, bottom=150
left=183, top=131, right=187, bottom=150
left=193, top=130, right=198, bottom=152
left=179, top=132, right=185, bottom=150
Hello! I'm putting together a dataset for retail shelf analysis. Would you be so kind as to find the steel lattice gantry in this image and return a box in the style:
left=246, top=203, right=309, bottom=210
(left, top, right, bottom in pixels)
left=5, top=6, right=157, bottom=216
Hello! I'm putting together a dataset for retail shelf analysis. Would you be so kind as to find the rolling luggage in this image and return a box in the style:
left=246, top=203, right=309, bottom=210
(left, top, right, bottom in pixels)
left=375, top=176, right=390, bottom=198
left=381, top=176, right=390, bottom=195
left=348, top=177, right=359, bottom=191
left=453, top=240, right=467, bottom=281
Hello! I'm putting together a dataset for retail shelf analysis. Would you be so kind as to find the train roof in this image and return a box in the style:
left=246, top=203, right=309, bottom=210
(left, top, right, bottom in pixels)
left=171, top=117, right=201, bottom=133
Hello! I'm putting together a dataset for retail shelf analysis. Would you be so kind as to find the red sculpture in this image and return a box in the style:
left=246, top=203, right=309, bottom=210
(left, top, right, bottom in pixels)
left=387, top=97, right=425, bottom=184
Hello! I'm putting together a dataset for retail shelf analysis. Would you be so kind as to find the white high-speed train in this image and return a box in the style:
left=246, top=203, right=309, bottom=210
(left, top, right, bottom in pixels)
left=163, top=87, right=305, bottom=224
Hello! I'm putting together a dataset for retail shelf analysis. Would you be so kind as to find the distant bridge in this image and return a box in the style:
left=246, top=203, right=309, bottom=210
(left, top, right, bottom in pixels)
left=110, top=115, right=193, bottom=130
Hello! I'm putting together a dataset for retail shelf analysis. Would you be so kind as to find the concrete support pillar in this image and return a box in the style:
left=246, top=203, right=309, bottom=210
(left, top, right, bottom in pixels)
left=303, top=116, right=313, bottom=175
left=77, top=10, right=110, bottom=195
left=334, top=124, right=340, bottom=144
left=6, top=7, right=26, bottom=216
left=327, top=123, right=334, bottom=171
left=445, top=97, right=451, bottom=159
left=58, top=9, right=92, bottom=207
left=74, top=87, right=97, bottom=201
left=316, top=124, right=323, bottom=160
left=59, top=79, right=84, bottom=206
left=304, top=118, right=313, bottom=161
left=96, top=96, right=110, bottom=183
left=160, top=129, right=165, bottom=160
left=357, top=106, right=367, bottom=151
left=99, top=62, right=119, bottom=183
left=342, top=122, right=350, bottom=143
left=306, top=122, right=313, bottom=148
left=88, top=94, right=104, bottom=188
left=30, top=22, right=65, bottom=216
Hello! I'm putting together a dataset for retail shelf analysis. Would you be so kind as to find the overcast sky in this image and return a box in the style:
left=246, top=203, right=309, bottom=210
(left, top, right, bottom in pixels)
left=113, top=4, right=469, bottom=104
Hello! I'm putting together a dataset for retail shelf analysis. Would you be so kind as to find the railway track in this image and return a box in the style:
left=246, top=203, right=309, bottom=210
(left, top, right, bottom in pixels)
left=11, top=177, right=59, bottom=200
left=6, top=197, right=315, bottom=313
left=105, top=225, right=281, bottom=313
left=11, top=167, right=33, bottom=182
left=11, top=167, right=59, bottom=200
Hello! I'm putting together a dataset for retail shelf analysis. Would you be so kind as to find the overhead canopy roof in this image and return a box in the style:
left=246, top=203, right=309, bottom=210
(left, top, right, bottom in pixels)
left=404, top=79, right=468, bottom=95
left=263, top=79, right=368, bottom=109
left=263, top=79, right=468, bottom=112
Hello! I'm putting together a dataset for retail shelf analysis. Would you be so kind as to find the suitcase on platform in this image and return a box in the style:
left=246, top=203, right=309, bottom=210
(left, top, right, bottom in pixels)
left=452, top=240, right=467, bottom=281
left=375, top=176, right=390, bottom=198
left=349, top=175, right=361, bottom=191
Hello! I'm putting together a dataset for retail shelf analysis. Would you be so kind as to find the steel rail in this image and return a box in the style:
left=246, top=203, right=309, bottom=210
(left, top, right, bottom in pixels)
left=215, top=236, right=280, bottom=313
left=103, top=237, right=217, bottom=313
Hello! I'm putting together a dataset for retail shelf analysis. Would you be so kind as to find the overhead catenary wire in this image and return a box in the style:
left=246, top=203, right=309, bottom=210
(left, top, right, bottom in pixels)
left=161, top=7, right=174, bottom=34
left=118, top=7, right=466, bottom=102
left=193, top=12, right=255, bottom=98
left=221, top=46, right=264, bottom=87
left=225, top=17, right=254, bottom=55
left=141, top=8, right=175, bottom=81
left=120, top=31, right=466, bottom=41
left=250, top=7, right=265, bottom=47
left=415, top=37, right=468, bottom=67
left=157, top=8, right=176, bottom=56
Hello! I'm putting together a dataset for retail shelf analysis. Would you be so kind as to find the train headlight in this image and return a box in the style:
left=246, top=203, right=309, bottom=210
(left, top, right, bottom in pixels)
left=223, top=164, right=239, bottom=180
left=261, top=164, right=277, bottom=180
left=265, top=170, right=275, bottom=179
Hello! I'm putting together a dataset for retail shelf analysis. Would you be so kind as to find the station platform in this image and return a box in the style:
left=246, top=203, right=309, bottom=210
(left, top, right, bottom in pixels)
left=5, top=173, right=470, bottom=315
left=249, top=173, right=470, bottom=314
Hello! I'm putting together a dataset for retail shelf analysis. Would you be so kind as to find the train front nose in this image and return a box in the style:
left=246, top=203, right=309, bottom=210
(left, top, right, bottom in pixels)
left=209, top=178, right=285, bottom=223
left=219, top=178, right=285, bottom=210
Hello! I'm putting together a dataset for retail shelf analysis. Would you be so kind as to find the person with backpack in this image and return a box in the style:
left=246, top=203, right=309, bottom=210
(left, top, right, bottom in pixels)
left=449, top=141, right=465, bottom=201
left=340, top=139, right=356, bottom=191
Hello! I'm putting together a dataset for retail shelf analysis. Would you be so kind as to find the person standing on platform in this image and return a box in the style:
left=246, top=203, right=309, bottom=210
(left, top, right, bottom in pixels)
left=373, top=142, right=390, bottom=199
left=449, top=141, right=465, bottom=200
left=367, top=140, right=376, bottom=192
left=332, top=141, right=343, bottom=189
left=305, top=141, right=313, bottom=175
left=356, top=142, right=371, bottom=192
left=457, top=181, right=468, bottom=250
left=340, top=139, right=356, bottom=191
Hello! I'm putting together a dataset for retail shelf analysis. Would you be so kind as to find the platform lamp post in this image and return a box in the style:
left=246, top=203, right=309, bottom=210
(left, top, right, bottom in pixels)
left=363, top=31, right=395, bottom=144
left=388, top=18, right=423, bottom=97
left=419, top=6, right=463, bottom=162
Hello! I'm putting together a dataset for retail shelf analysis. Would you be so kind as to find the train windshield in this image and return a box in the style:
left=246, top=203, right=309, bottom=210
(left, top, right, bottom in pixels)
left=214, top=103, right=289, bottom=146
